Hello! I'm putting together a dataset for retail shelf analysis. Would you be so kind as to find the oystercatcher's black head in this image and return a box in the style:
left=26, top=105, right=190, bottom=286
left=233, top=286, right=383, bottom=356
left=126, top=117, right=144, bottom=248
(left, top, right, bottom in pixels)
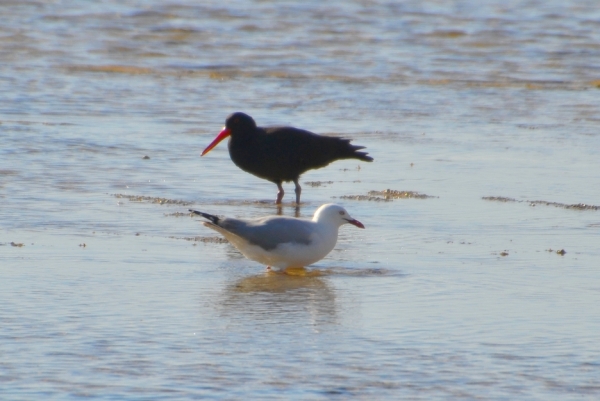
left=202, top=112, right=257, bottom=156
left=225, top=112, right=256, bottom=132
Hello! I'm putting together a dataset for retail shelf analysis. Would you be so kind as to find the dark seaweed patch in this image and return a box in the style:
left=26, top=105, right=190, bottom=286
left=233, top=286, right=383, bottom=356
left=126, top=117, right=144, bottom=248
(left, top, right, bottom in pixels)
left=113, top=194, right=193, bottom=206
left=483, top=196, right=599, bottom=211
left=338, top=189, right=437, bottom=201
left=171, top=236, right=228, bottom=244
left=304, top=181, right=334, bottom=187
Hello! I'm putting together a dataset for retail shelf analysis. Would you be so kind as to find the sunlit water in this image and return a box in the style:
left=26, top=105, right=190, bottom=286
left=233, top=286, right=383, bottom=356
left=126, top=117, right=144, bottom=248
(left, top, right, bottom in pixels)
left=1, top=1, right=599, bottom=399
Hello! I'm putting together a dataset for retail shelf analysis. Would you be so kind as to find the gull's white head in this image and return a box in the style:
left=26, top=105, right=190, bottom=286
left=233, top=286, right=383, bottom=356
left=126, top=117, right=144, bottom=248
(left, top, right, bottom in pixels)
left=312, top=204, right=365, bottom=229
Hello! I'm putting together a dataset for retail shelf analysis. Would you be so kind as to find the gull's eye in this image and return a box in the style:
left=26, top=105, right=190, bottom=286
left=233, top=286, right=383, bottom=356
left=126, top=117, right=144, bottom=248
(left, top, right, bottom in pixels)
left=339, top=211, right=345, bottom=215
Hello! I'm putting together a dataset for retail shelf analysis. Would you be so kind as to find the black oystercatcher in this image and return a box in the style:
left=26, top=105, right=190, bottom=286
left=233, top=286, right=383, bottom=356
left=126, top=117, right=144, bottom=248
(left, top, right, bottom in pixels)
left=201, top=112, right=373, bottom=204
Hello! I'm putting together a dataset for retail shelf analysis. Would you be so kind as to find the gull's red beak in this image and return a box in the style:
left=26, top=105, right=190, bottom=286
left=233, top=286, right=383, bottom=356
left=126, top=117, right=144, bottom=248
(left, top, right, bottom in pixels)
left=346, top=218, right=365, bottom=229
left=201, top=127, right=231, bottom=156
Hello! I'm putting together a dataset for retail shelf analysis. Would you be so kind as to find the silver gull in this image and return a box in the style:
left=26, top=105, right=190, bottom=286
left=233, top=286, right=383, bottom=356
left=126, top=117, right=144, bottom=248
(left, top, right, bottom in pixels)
left=189, top=203, right=364, bottom=271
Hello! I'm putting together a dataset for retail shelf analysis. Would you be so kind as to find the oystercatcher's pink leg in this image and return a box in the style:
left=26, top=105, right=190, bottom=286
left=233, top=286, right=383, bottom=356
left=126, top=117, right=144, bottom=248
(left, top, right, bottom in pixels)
left=276, top=182, right=284, bottom=204
left=293, top=179, right=301, bottom=204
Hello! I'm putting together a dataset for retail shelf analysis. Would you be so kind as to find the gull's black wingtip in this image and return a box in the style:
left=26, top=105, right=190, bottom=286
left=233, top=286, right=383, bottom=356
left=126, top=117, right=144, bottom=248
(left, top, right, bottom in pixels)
left=189, top=209, right=220, bottom=224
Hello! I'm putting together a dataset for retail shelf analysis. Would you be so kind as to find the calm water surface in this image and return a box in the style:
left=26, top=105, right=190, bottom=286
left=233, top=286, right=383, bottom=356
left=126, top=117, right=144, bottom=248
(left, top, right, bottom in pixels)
left=1, top=0, right=599, bottom=399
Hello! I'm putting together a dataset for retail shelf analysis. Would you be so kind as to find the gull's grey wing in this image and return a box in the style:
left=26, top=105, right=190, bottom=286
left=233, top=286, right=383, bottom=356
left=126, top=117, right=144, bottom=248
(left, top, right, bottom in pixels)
left=218, top=216, right=315, bottom=251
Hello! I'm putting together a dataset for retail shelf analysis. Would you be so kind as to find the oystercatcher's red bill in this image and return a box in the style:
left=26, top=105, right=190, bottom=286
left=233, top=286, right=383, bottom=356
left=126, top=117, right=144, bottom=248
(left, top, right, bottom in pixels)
left=201, top=127, right=230, bottom=156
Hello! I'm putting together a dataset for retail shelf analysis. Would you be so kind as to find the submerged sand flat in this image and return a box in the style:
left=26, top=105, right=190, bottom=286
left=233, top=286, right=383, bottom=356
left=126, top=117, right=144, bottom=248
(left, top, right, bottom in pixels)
left=2, top=1, right=600, bottom=399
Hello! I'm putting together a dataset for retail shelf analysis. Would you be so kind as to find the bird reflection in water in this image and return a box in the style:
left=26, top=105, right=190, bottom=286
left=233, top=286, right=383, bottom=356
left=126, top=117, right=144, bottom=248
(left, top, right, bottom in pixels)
left=274, top=203, right=301, bottom=217
left=218, top=269, right=338, bottom=327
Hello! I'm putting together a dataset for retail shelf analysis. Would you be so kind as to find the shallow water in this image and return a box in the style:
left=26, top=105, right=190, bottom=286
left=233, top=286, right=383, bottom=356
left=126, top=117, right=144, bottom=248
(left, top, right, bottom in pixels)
left=1, top=0, right=600, bottom=399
